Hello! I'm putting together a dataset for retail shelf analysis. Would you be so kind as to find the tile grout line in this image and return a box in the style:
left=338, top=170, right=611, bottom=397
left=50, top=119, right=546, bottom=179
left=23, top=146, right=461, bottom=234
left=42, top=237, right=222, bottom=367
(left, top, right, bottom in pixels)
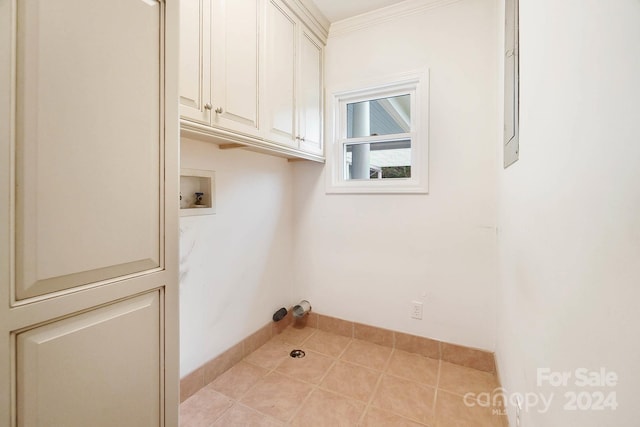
left=384, top=346, right=432, bottom=426
left=234, top=402, right=285, bottom=427
left=313, top=334, right=381, bottom=405
left=227, top=335, right=300, bottom=423
left=284, top=331, right=384, bottom=426
left=184, top=327, right=336, bottom=426
left=283, top=329, right=363, bottom=424
left=358, top=346, right=435, bottom=426
left=432, top=358, right=443, bottom=426
left=181, top=387, right=235, bottom=427
left=277, top=328, right=366, bottom=424
left=355, top=345, right=396, bottom=425
left=281, top=328, right=322, bottom=425
left=233, top=361, right=299, bottom=424
left=435, top=360, right=502, bottom=401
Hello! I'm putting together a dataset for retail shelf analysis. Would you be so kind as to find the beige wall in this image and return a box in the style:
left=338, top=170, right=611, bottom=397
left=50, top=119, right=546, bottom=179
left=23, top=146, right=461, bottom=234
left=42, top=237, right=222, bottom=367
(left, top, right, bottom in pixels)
left=292, top=0, right=500, bottom=350
left=496, top=0, right=640, bottom=425
left=179, top=138, right=294, bottom=376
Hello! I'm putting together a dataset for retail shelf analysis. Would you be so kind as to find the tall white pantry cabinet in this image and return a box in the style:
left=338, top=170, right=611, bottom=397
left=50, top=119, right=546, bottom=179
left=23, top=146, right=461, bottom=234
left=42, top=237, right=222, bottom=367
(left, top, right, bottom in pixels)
left=0, top=0, right=180, bottom=426
left=179, top=0, right=327, bottom=161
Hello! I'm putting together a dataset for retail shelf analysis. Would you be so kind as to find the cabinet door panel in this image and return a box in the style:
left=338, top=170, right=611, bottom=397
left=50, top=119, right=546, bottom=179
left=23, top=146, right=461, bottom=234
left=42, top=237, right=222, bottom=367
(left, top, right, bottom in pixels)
left=16, top=292, right=161, bottom=426
left=1, top=0, right=179, bottom=424
left=264, top=0, right=296, bottom=146
left=180, top=0, right=212, bottom=124
left=298, top=31, right=323, bottom=155
left=212, top=0, right=259, bottom=131
left=15, top=0, right=162, bottom=300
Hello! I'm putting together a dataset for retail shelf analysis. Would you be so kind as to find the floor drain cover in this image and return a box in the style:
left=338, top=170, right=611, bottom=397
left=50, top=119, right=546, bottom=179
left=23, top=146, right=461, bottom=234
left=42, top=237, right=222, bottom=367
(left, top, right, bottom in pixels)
left=290, top=349, right=305, bottom=358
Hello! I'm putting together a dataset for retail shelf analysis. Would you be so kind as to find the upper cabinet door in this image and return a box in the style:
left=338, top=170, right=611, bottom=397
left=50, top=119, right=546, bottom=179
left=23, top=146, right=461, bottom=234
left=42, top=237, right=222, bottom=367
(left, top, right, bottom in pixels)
left=264, top=0, right=297, bottom=147
left=211, top=0, right=260, bottom=136
left=298, top=29, right=323, bottom=155
left=180, top=0, right=213, bottom=124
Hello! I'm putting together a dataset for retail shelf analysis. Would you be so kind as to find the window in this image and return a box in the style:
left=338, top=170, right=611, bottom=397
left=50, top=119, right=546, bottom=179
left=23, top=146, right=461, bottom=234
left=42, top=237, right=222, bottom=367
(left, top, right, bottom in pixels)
left=326, top=70, right=429, bottom=194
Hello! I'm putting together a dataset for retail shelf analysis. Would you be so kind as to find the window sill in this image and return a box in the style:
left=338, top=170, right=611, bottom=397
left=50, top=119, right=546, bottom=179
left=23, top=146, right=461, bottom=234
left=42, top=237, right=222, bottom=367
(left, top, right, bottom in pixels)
left=325, top=179, right=428, bottom=194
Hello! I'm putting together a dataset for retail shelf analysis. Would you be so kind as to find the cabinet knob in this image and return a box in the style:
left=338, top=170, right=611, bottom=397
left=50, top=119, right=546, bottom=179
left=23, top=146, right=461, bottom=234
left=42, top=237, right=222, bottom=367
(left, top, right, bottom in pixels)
left=215, top=107, right=223, bottom=114
left=204, top=103, right=212, bottom=110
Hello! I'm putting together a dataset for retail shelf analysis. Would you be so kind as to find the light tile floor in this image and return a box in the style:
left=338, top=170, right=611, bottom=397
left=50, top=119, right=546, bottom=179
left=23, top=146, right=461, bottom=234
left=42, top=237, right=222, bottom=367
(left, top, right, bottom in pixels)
left=180, top=326, right=508, bottom=427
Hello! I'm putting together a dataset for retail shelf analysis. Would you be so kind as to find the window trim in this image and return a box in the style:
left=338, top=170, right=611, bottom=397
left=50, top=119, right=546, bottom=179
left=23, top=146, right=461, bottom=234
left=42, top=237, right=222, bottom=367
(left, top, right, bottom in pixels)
left=326, top=69, right=429, bottom=194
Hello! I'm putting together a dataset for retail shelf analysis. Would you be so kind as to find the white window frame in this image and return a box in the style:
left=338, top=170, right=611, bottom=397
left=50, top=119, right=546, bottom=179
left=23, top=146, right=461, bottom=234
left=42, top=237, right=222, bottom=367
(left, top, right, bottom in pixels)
left=326, top=69, right=429, bottom=194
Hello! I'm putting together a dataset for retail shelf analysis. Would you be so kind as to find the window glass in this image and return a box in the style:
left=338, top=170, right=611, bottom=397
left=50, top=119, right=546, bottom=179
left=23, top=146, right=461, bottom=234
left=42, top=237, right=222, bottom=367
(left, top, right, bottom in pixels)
left=345, top=140, right=411, bottom=180
left=344, top=94, right=412, bottom=181
left=346, top=94, right=411, bottom=138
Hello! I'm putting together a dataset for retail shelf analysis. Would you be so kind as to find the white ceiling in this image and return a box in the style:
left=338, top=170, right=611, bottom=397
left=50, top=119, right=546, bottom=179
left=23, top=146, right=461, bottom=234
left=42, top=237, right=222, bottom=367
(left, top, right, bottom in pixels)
left=312, top=0, right=407, bottom=22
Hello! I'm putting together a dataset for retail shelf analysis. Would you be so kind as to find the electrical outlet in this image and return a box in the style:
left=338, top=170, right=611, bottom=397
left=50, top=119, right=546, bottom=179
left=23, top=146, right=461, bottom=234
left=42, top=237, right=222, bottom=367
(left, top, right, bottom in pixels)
left=411, top=301, right=423, bottom=319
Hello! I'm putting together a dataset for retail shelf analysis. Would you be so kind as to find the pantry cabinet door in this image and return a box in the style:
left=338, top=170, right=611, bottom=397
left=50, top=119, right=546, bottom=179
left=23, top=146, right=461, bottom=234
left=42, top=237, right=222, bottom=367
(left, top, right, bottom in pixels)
left=0, top=0, right=179, bottom=425
left=14, top=0, right=164, bottom=300
left=298, top=29, right=323, bottom=155
left=264, top=0, right=297, bottom=147
left=16, top=293, right=162, bottom=427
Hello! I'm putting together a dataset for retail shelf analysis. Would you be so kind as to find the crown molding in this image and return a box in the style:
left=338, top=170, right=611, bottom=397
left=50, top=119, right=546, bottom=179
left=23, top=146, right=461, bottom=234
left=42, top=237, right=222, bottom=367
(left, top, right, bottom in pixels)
left=286, top=0, right=330, bottom=41
left=328, top=0, right=464, bottom=38
left=296, top=0, right=331, bottom=36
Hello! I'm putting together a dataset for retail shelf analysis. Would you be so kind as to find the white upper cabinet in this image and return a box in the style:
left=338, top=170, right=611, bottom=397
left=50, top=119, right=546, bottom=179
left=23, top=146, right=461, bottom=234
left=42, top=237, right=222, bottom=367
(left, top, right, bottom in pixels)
left=180, top=0, right=259, bottom=136
left=297, top=28, right=324, bottom=155
left=211, top=0, right=260, bottom=136
left=263, top=0, right=323, bottom=155
left=179, top=0, right=327, bottom=160
left=180, top=0, right=212, bottom=124
left=264, top=0, right=297, bottom=147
